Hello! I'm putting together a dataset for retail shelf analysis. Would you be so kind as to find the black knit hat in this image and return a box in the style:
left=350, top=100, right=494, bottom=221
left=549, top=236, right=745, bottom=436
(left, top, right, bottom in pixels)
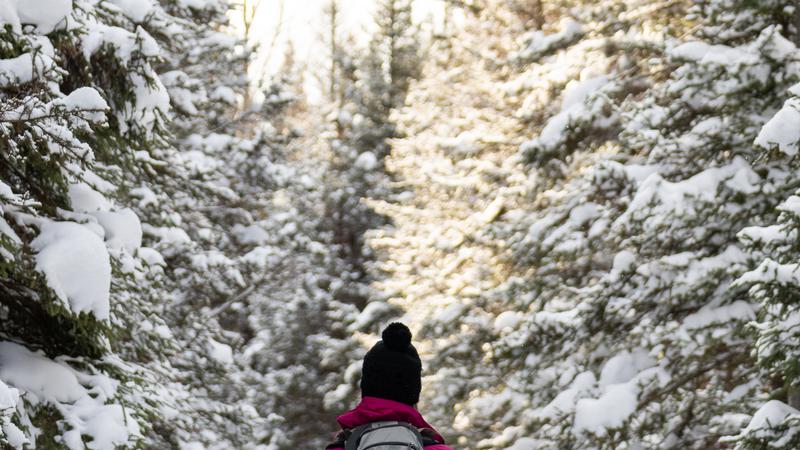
left=360, top=322, right=422, bottom=406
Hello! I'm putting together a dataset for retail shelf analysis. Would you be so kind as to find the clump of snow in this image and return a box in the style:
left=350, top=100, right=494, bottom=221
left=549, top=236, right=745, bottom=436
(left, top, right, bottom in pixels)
left=207, top=339, right=234, bottom=365
left=0, top=52, right=54, bottom=88
left=754, top=97, right=800, bottom=155
left=177, top=150, right=221, bottom=174
left=324, top=383, right=354, bottom=411
left=0, top=183, right=21, bottom=247
left=190, top=251, right=234, bottom=271
left=761, top=25, right=800, bottom=61
left=598, top=349, right=655, bottom=387
left=681, top=301, right=755, bottom=331
left=142, top=224, right=191, bottom=245
left=538, top=76, right=608, bottom=147
left=477, top=197, right=505, bottom=225
left=670, top=41, right=758, bottom=67
left=561, top=75, right=609, bottom=110
left=349, top=301, right=396, bottom=331
left=738, top=224, right=793, bottom=246
left=2, top=421, right=26, bottom=449
left=574, top=383, right=638, bottom=435
left=0, top=342, right=84, bottom=403
left=0, top=180, right=17, bottom=200
left=15, top=0, right=72, bottom=34
left=136, top=247, right=166, bottom=266
left=0, top=379, right=19, bottom=411
left=160, top=70, right=201, bottom=114
left=355, top=151, right=378, bottom=170
left=742, top=400, right=799, bottom=434
left=536, top=371, right=595, bottom=420
left=518, top=18, right=583, bottom=61
left=179, top=442, right=206, bottom=450
left=566, top=351, right=668, bottom=436
left=184, top=133, right=234, bottom=152
left=82, top=24, right=159, bottom=62
left=67, top=183, right=143, bottom=252
left=632, top=247, right=748, bottom=302
left=241, top=245, right=282, bottom=268
left=494, top=310, right=523, bottom=333
left=476, top=425, right=524, bottom=449
left=106, top=0, right=155, bottom=22
left=736, top=258, right=800, bottom=287
left=177, top=0, right=217, bottom=9
left=210, top=86, right=236, bottom=104
left=506, top=438, right=545, bottom=449
left=65, top=400, right=134, bottom=450
left=59, top=87, right=108, bottom=122
left=434, top=302, right=465, bottom=325
left=62, top=87, right=108, bottom=111
left=779, top=195, right=800, bottom=216
left=31, top=221, right=111, bottom=320
left=0, top=342, right=138, bottom=449
left=522, top=74, right=614, bottom=157
left=0, top=1, right=22, bottom=33
left=610, top=250, right=636, bottom=279
left=68, top=183, right=111, bottom=213
left=0, top=54, right=28, bottom=86
left=232, top=223, right=270, bottom=245
left=0, top=378, right=24, bottom=448
left=617, top=157, right=759, bottom=231
left=127, top=72, right=170, bottom=132
left=129, top=186, right=158, bottom=208
left=92, top=208, right=143, bottom=252
left=438, top=131, right=481, bottom=156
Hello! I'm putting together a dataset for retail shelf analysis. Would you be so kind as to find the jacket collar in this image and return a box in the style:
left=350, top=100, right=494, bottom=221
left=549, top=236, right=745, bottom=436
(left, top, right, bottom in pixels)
left=337, top=396, right=445, bottom=444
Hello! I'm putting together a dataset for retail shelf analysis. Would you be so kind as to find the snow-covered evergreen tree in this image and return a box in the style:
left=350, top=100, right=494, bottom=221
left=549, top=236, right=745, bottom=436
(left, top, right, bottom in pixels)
left=0, top=0, right=187, bottom=446
left=0, top=0, right=322, bottom=447
left=317, top=0, right=423, bottom=314
left=483, top=1, right=800, bottom=448
left=730, top=68, right=800, bottom=450
left=364, top=0, right=800, bottom=448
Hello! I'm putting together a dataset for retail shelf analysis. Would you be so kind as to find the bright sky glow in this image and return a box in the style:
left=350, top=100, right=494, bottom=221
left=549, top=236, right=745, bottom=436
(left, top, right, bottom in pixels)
left=231, top=0, right=446, bottom=102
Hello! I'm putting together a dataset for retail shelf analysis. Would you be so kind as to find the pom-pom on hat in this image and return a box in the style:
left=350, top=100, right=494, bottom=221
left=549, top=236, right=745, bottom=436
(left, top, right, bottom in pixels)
left=360, top=322, right=422, bottom=406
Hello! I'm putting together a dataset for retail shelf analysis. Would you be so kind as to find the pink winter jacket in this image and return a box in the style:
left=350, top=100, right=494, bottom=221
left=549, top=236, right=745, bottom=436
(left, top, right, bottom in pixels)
left=325, top=396, right=454, bottom=450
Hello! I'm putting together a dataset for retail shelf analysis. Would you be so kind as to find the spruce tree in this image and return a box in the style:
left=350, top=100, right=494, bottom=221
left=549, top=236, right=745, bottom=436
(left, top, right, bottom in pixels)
left=364, top=0, right=800, bottom=448
left=730, top=74, right=800, bottom=450
left=0, top=0, right=284, bottom=447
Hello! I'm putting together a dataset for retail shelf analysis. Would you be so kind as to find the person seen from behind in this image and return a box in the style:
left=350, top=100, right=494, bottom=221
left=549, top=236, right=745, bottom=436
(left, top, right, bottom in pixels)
left=325, top=322, right=453, bottom=450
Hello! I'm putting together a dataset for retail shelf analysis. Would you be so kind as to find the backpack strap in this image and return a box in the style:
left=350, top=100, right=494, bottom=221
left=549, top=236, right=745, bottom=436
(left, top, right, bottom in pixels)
left=326, top=429, right=351, bottom=449
left=419, top=428, right=440, bottom=447
left=344, top=423, right=371, bottom=450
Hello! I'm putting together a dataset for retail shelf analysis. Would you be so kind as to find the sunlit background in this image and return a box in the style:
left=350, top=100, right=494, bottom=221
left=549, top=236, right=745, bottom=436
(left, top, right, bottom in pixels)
left=228, top=0, right=447, bottom=102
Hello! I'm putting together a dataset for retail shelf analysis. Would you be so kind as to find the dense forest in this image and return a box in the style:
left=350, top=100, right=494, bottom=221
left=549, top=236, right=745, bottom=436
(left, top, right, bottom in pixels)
left=1, top=0, right=800, bottom=449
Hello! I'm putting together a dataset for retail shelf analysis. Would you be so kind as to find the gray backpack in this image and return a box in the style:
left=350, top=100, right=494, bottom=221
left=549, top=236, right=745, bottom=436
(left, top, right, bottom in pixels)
left=344, top=421, right=425, bottom=450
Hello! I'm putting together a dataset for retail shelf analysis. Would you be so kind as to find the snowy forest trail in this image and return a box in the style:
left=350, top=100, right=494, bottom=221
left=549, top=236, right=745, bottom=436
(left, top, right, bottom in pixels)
left=365, top=19, right=533, bottom=444
left=2, top=0, right=800, bottom=450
